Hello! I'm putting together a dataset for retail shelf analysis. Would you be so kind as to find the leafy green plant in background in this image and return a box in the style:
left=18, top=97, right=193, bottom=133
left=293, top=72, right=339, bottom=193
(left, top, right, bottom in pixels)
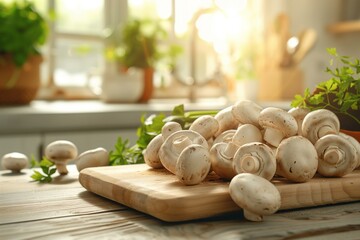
left=30, top=156, right=57, bottom=183
left=105, top=18, right=182, bottom=70
left=109, top=105, right=218, bottom=165
left=0, top=1, right=47, bottom=67
left=291, top=48, right=360, bottom=130
left=0, top=1, right=47, bottom=87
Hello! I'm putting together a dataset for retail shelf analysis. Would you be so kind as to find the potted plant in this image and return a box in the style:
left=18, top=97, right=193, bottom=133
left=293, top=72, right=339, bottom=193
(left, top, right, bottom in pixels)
left=0, top=1, right=47, bottom=105
left=106, top=18, right=178, bottom=102
left=291, top=48, right=360, bottom=141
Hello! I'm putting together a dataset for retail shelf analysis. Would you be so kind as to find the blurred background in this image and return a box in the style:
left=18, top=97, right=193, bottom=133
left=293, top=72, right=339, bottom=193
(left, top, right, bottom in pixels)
left=2, top=0, right=360, bottom=103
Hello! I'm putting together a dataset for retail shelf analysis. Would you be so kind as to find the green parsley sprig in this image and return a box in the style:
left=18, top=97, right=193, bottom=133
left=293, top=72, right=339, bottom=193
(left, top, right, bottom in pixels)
left=109, top=104, right=218, bottom=165
left=30, top=156, right=57, bottom=183
left=291, top=48, right=360, bottom=129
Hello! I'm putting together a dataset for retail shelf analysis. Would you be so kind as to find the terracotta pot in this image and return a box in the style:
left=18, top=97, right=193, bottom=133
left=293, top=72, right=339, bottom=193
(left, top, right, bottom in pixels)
left=0, top=55, right=42, bottom=105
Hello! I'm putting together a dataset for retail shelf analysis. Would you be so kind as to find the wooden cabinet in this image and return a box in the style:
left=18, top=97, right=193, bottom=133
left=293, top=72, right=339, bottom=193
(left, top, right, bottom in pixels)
left=327, top=20, right=360, bottom=34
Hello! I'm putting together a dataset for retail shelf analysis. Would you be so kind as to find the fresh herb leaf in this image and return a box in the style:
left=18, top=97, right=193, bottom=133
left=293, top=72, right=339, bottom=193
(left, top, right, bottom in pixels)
left=30, top=156, right=57, bottom=183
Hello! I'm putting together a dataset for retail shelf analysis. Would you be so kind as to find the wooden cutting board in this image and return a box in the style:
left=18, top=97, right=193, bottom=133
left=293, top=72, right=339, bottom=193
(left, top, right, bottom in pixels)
left=79, top=164, right=360, bottom=222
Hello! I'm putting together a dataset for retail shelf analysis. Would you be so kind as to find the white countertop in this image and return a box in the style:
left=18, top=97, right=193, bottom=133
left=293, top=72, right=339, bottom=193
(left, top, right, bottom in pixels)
left=0, top=99, right=291, bottom=134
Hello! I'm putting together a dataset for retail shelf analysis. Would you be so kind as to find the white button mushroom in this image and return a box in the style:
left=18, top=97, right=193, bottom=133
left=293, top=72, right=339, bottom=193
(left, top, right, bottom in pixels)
left=233, top=142, right=276, bottom=181
left=315, top=134, right=357, bottom=177
left=288, top=107, right=310, bottom=136
left=214, top=106, right=240, bottom=137
left=210, top=142, right=238, bottom=180
left=276, top=136, right=318, bottom=182
left=1, top=152, right=28, bottom=173
left=231, top=124, right=263, bottom=147
left=213, top=129, right=236, bottom=145
left=231, top=100, right=263, bottom=128
left=45, top=140, right=78, bottom=175
left=258, top=107, right=298, bottom=147
left=229, top=173, right=281, bottom=222
left=144, top=122, right=182, bottom=169
left=175, top=144, right=211, bottom=185
left=302, top=109, right=340, bottom=144
left=189, top=115, right=219, bottom=141
left=76, top=147, right=109, bottom=172
left=340, top=132, right=360, bottom=169
left=159, top=130, right=208, bottom=174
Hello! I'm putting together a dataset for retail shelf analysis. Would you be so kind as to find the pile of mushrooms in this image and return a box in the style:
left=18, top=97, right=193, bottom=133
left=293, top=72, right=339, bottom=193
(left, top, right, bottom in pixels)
left=144, top=100, right=360, bottom=221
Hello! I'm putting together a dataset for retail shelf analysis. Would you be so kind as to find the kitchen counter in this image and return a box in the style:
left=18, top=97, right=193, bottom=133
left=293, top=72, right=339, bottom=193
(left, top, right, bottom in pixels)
left=0, top=99, right=291, bottom=134
left=1, top=165, right=360, bottom=240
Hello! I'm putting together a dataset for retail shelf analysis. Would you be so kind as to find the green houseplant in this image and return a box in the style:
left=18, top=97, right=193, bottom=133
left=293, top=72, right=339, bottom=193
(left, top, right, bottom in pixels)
left=0, top=1, right=47, bottom=105
left=106, top=18, right=181, bottom=102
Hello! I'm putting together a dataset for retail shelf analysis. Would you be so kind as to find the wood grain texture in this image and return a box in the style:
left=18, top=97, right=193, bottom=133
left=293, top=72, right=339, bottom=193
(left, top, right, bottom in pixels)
left=79, top=164, right=360, bottom=222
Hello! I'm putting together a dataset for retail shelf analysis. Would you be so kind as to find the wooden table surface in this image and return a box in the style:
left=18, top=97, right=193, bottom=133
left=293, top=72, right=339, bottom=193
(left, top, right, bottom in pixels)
left=1, top=165, right=360, bottom=240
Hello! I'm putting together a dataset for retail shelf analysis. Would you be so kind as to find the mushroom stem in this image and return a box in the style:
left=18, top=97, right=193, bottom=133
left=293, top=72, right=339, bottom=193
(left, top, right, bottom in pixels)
left=263, top=128, right=284, bottom=147
left=323, top=146, right=344, bottom=165
left=240, top=154, right=260, bottom=173
left=173, top=136, right=193, bottom=152
left=55, top=163, right=68, bottom=175
left=318, top=125, right=337, bottom=138
left=243, top=210, right=263, bottom=222
left=224, top=142, right=238, bottom=158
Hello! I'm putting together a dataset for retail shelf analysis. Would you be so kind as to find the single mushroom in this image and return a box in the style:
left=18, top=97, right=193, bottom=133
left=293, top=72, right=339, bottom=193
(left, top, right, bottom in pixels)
left=159, top=130, right=208, bottom=174
left=258, top=107, right=298, bottom=147
left=302, top=109, right=340, bottom=144
left=209, top=142, right=238, bottom=180
left=229, top=173, right=281, bottom=221
left=288, top=107, right=310, bottom=136
left=213, top=129, right=236, bottom=145
left=1, top=152, right=28, bottom=173
left=45, top=140, right=78, bottom=175
left=340, top=132, right=360, bottom=169
left=276, top=136, right=318, bottom=182
left=189, top=115, right=219, bottom=141
left=76, top=147, right=109, bottom=172
left=233, top=142, right=276, bottom=181
left=231, top=124, right=263, bottom=147
left=214, top=106, right=240, bottom=137
left=175, top=144, right=211, bottom=185
left=231, top=100, right=263, bottom=128
left=315, top=134, right=357, bottom=177
left=144, top=122, right=182, bottom=169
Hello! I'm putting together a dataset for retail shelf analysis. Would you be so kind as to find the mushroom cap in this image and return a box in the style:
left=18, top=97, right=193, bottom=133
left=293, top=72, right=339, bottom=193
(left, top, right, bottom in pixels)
left=302, top=109, right=340, bottom=144
left=45, top=140, right=78, bottom=164
left=76, top=147, right=109, bottom=172
left=288, top=107, right=310, bottom=135
left=276, top=136, right=318, bottom=182
left=159, top=130, right=208, bottom=174
left=229, top=173, right=281, bottom=221
left=232, top=124, right=263, bottom=147
left=259, top=107, right=298, bottom=137
left=209, top=142, right=237, bottom=180
left=233, top=142, right=276, bottom=181
left=315, top=134, right=357, bottom=177
left=1, top=152, right=28, bottom=172
left=189, top=115, right=219, bottom=140
left=231, top=100, right=263, bottom=128
left=175, top=144, right=211, bottom=185
left=214, top=106, right=240, bottom=137
left=340, top=132, right=360, bottom=169
left=161, top=122, right=182, bottom=140
left=213, top=129, right=236, bottom=145
left=143, top=134, right=164, bottom=169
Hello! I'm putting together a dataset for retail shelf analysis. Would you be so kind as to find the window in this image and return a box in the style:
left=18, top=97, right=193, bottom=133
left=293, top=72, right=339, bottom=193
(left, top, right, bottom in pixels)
left=6, top=0, right=264, bottom=100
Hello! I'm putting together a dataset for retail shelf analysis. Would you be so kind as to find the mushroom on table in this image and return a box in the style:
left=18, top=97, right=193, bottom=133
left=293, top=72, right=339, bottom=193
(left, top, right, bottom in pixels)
left=45, top=140, right=78, bottom=175
left=1, top=152, right=28, bottom=173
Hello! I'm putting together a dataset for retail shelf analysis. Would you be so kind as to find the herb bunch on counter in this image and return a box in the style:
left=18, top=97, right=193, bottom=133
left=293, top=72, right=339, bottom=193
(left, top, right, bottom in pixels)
left=109, top=104, right=218, bottom=166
